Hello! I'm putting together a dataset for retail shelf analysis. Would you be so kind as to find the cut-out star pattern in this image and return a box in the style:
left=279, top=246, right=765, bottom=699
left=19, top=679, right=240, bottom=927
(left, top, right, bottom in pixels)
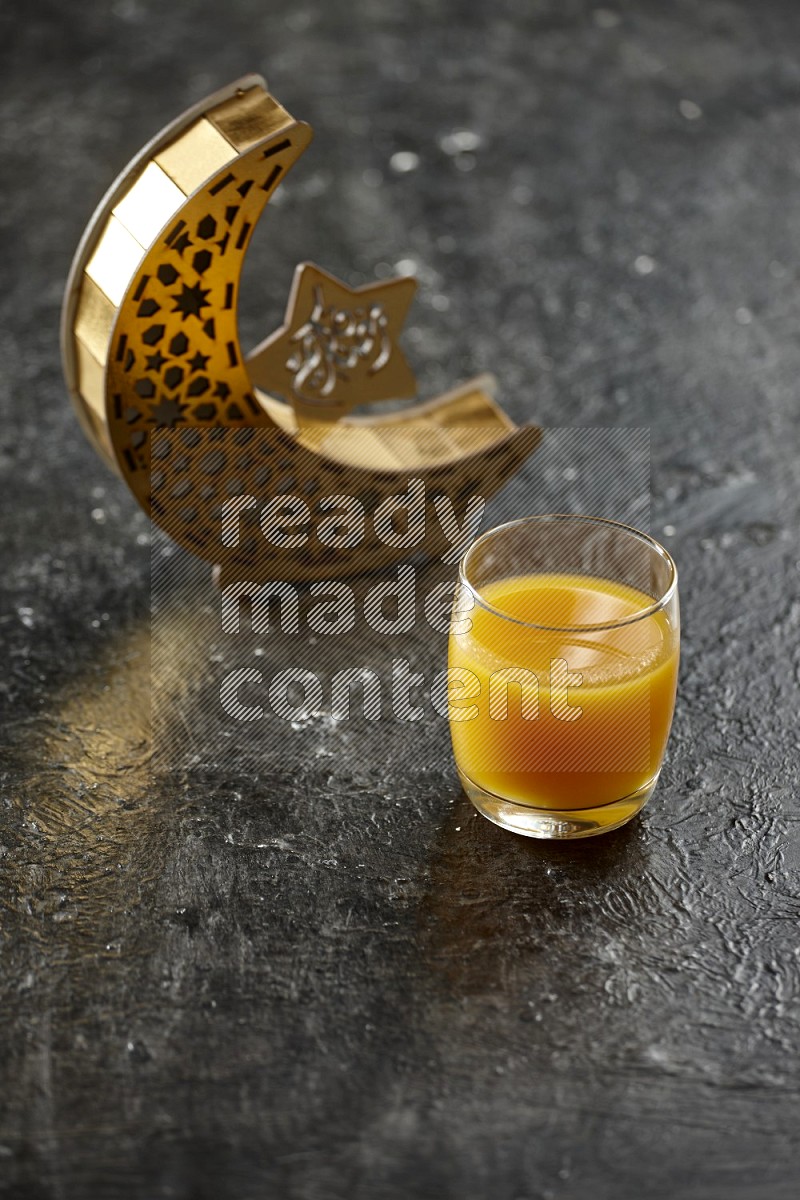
left=149, top=397, right=187, bottom=427
left=172, top=283, right=211, bottom=320
left=173, top=232, right=193, bottom=256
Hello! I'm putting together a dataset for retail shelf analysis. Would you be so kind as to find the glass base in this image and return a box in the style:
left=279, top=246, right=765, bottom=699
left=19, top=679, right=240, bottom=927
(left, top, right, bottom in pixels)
left=457, top=769, right=658, bottom=839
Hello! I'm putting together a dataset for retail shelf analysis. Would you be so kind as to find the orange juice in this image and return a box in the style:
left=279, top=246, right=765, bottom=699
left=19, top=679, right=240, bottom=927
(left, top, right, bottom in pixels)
left=448, top=573, right=679, bottom=819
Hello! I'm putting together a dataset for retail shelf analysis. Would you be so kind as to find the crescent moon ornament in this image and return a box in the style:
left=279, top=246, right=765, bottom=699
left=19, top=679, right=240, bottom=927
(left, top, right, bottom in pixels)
left=62, top=75, right=541, bottom=582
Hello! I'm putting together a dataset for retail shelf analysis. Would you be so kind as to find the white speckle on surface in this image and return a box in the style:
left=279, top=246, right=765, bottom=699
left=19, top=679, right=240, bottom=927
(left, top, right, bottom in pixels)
left=439, top=129, right=482, bottom=156
left=735, top=306, right=753, bottom=325
left=633, top=254, right=656, bottom=275
left=285, top=9, right=312, bottom=31
left=394, top=258, right=418, bottom=277
left=563, top=467, right=578, bottom=481
left=389, top=150, right=420, bottom=174
left=112, top=0, right=142, bottom=21
left=91, top=508, right=106, bottom=523
left=663, top=524, right=676, bottom=536
left=91, top=485, right=105, bottom=499
left=617, top=169, right=639, bottom=203
left=594, top=8, right=621, bottom=28
left=388, top=61, right=419, bottom=84
left=17, top=607, right=34, bottom=628
left=300, top=171, right=331, bottom=198
left=430, top=294, right=450, bottom=312
left=135, top=532, right=150, bottom=545
left=679, top=98, right=703, bottom=121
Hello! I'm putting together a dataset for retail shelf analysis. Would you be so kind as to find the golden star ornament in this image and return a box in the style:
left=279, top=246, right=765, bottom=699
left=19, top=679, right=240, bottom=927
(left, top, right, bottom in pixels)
left=249, top=262, right=419, bottom=419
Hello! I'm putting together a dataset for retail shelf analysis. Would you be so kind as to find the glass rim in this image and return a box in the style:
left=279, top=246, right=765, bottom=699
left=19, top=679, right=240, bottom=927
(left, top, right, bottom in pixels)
left=458, top=513, right=678, bottom=633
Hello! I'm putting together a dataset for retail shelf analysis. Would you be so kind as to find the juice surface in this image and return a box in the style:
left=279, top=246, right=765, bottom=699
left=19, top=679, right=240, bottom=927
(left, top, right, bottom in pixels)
left=448, top=572, right=679, bottom=811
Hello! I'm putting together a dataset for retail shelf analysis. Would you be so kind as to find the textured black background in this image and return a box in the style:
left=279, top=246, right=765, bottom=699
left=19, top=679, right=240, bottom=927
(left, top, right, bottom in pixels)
left=2, top=2, right=800, bottom=1198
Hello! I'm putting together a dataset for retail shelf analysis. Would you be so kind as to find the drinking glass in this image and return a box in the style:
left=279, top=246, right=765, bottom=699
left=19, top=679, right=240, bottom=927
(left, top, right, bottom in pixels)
left=448, top=515, right=679, bottom=838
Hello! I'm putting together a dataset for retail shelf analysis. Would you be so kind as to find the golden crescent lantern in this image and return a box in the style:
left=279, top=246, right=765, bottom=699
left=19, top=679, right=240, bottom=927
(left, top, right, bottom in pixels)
left=61, top=75, right=540, bottom=582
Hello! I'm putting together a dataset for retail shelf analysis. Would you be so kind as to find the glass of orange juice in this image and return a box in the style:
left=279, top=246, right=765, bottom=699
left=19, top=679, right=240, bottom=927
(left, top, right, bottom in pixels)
left=448, top=514, right=679, bottom=839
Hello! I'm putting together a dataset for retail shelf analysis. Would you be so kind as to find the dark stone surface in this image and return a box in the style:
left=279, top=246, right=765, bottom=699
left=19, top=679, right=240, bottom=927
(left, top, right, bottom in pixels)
left=2, top=1, right=800, bottom=1197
